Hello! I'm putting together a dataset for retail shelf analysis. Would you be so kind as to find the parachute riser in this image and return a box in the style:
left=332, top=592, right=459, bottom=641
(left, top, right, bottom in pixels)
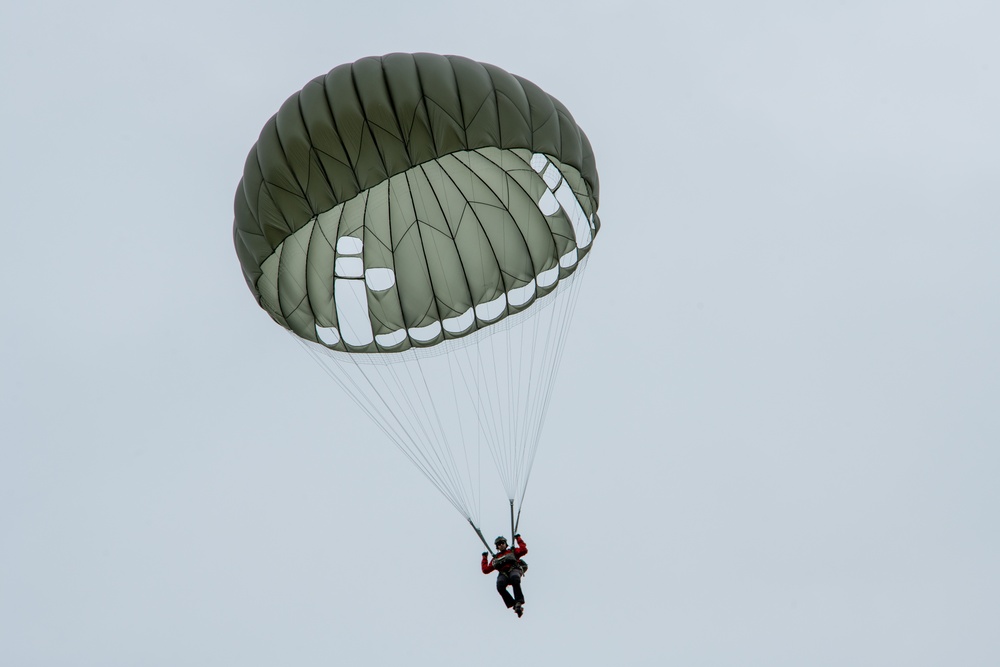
left=470, top=519, right=495, bottom=557
left=509, top=499, right=516, bottom=552
left=469, top=501, right=521, bottom=559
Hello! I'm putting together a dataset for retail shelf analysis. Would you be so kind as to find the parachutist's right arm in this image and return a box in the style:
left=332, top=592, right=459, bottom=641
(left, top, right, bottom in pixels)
left=481, top=553, right=494, bottom=574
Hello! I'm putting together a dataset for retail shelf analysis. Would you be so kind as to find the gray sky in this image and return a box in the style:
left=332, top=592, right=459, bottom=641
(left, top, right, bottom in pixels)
left=3, top=1, right=998, bottom=665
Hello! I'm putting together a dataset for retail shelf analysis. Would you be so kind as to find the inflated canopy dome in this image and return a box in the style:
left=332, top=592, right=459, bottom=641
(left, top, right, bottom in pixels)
left=233, top=53, right=601, bottom=353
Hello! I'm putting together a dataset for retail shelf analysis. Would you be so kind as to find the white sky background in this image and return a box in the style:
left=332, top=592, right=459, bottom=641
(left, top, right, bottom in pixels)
left=2, top=0, right=998, bottom=664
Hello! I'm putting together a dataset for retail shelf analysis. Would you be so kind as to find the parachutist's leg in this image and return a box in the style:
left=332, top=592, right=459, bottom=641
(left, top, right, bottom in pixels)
left=496, top=573, right=515, bottom=608
left=509, top=569, right=524, bottom=605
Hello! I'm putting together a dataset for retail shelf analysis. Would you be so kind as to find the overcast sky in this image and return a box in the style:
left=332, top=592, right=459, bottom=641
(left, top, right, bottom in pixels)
left=2, top=1, right=998, bottom=665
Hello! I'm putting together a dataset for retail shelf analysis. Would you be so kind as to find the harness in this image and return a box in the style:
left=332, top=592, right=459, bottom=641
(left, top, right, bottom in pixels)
left=491, top=551, right=528, bottom=575
left=492, top=552, right=518, bottom=571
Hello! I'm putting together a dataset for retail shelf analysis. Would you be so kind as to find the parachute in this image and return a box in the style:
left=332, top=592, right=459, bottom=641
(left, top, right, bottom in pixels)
left=233, top=53, right=601, bottom=546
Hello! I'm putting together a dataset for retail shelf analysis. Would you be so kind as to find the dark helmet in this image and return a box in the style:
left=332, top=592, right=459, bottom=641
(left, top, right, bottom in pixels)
left=494, top=536, right=507, bottom=547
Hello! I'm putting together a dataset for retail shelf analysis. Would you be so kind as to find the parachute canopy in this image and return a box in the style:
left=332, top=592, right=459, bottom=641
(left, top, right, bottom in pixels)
left=234, top=53, right=600, bottom=353
left=233, top=54, right=601, bottom=531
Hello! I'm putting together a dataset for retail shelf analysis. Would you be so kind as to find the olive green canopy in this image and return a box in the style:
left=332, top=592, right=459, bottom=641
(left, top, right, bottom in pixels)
left=232, top=54, right=603, bottom=530
left=233, top=53, right=600, bottom=353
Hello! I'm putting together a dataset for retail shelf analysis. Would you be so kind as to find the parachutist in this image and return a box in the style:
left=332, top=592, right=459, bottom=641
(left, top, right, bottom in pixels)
left=481, top=535, right=528, bottom=616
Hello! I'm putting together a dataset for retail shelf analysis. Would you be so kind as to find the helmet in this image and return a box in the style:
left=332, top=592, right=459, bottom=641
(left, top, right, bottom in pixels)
left=494, top=536, right=507, bottom=547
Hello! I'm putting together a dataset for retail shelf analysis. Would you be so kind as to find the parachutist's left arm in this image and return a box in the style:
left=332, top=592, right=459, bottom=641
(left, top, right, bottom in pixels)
left=514, top=535, right=527, bottom=558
